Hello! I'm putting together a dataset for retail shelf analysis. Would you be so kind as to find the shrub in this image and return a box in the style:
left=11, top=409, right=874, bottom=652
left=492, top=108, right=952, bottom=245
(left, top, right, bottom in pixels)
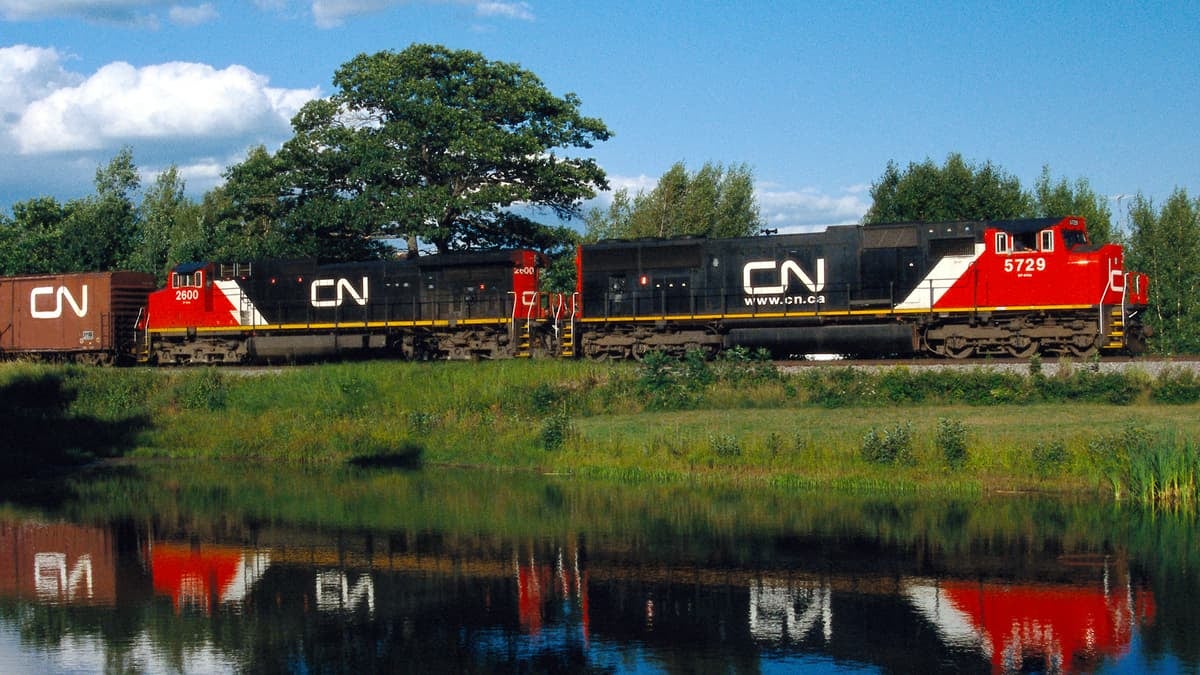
left=1031, top=439, right=1068, bottom=477
left=540, top=411, right=572, bottom=451
left=936, top=418, right=968, bottom=469
left=709, top=433, right=742, bottom=458
left=636, top=350, right=694, bottom=410
left=529, top=382, right=562, bottom=414
left=174, top=369, right=228, bottom=411
left=682, top=349, right=715, bottom=388
left=408, top=410, right=437, bottom=435
left=1151, top=367, right=1200, bottom=404
left=861, top=423, right=914, bottom=465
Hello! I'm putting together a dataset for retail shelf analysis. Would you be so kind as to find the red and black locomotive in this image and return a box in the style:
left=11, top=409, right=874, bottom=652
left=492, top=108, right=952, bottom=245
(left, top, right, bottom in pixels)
left=574, top=215, right=1149, bottom=360
left=0, top=216, right=1149, bottom=364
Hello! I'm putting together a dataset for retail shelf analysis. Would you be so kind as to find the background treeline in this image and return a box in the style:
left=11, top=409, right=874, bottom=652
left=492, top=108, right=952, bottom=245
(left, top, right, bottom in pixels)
left=0, top=44, right=1195, bottom=353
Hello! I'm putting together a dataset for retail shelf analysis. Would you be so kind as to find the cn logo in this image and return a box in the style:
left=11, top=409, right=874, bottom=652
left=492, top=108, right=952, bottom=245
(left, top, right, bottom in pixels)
left=311, top=277, right=369, bottom=308
left=30, top=285, right=88, bottom=319
left=742, top=259, right=825, bottom=295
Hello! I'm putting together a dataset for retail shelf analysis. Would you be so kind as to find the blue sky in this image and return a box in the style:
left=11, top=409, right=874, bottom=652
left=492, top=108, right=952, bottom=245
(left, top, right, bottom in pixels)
left=1, top=0, right=1196, bottom=231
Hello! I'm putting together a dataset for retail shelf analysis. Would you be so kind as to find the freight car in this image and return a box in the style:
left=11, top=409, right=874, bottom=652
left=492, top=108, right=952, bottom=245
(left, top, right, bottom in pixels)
left=136, top=249, right=552, bottom=364
left=0, top=271, right=157, bottom=364
left=572, top=216, right=1149, bottom=359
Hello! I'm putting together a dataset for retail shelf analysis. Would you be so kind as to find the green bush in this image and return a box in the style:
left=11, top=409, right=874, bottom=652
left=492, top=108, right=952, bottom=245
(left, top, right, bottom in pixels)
left=937, top=418, right=968, bottom=469
left=540, top=411, right=572, bottom=451
left=1151, top=367, right=1200, bottom=404
left=529, top=382, right=563, bottom=414
left=861, top=423, right=914, bottom=465
left=709, top=433, right=742, bottom=458
left=408, top=410, right=438, bottom=435
left=174, top=369, right=228, bottom=411
left=1031, top=439, right=1068, bottom=477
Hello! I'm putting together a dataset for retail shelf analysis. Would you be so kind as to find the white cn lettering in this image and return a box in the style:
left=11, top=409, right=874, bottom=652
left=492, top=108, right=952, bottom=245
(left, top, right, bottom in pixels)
left=1110, top=269, right=1125, bottom=292
left=743, top=259, right=825, bottom=295
left=30, top=285, right=88, bottom=319
left=311, top=277, right=369, bottom=308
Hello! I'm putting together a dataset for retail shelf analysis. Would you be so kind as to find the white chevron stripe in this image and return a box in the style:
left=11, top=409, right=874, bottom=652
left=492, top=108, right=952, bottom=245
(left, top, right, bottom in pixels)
left=895, top=243, right=985, bottom=310
left=214, top=279, right=268, bottom=326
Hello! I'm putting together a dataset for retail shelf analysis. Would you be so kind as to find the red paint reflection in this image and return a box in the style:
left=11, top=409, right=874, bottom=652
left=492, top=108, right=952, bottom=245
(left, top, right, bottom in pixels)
left=150, top=542, right=268, bottom=614
left=909, top=577, right=1156, bottom=671
left=515, top=550, right=590, bottom=643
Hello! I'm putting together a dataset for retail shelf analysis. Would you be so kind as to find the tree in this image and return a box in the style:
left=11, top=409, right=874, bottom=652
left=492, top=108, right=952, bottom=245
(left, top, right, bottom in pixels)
left=0, top=197, right=71, bottom=275
left=58, top=148, right=140, bottom=272
left=129, top=165, right=202, bottom=281
left=583, top=161, right=761, bottom=240
left=1125, top=189, right=1200, bottom=354
left=270, top=44, right=611, bottom=257
left=864, top=153, right=1029, bottom=224
left=1031, top=167, right=1113, bottom=243
left=206, top=146, right=305, bottom=261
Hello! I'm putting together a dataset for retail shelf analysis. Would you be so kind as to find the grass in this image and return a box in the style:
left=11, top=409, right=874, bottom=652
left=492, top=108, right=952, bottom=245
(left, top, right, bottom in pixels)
left=3, top=357, right=1200, bottom=506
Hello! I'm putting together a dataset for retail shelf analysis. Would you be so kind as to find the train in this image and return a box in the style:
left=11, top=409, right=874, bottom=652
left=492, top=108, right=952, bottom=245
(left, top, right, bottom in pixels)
left=0, top=215, right=1149, bottom=365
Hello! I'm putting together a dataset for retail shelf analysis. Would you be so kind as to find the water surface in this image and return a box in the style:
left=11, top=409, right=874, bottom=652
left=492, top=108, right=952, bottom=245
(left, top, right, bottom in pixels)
left=0, top=463, right=1195, bottom=673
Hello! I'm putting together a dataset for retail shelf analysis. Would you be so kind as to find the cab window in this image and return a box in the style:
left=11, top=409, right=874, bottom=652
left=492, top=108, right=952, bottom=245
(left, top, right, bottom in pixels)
left=1039, top=230, right=1055, bottom=252
left=994, top=233, right=1010, bottom=254
left=171, top=271, right=204, bottom=288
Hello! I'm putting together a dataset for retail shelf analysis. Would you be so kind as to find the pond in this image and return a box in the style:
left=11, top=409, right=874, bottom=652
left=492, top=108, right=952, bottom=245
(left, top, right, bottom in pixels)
left=0, top=463, right=1195, bottom=673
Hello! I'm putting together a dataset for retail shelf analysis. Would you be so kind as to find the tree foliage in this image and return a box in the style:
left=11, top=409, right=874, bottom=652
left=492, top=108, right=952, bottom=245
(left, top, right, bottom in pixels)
left=583, top=161, right=761, bottom=240
left=1125, top=189, right=1200, bottom=354
left=0, top=197, right=71, bottom=275
left=57, top=148, right=141, bottom=272
left=864, top=153, right=1030, bottom=225
left=265, top=43, right=611, bottom=257
left=1030, top=166, right=1113, bottom=244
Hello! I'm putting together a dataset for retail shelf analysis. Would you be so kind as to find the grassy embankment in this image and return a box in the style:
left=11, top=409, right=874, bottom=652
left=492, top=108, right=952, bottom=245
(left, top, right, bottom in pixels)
left=2, top=353, right=1199, bottom=504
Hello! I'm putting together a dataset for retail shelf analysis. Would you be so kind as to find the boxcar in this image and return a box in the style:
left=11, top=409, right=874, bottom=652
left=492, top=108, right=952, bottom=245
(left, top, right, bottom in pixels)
left=0, top=271, right=157, bottom=364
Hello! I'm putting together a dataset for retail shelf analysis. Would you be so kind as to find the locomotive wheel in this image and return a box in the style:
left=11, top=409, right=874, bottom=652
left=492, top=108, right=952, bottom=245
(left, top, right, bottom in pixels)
left=1005, top=338, right=1039, bottom=359
left=945, top=344, right=975, bottom=359
left=940, top=335, right=974, bottom=359
left=1069, top=343, right=1099, bottom=358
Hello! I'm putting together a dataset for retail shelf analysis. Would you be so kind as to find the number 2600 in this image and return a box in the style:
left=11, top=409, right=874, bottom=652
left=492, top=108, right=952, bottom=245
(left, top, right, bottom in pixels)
left=175, top=289, right=200, bottom=301
left=1004, top=257, right=1046, bottom=273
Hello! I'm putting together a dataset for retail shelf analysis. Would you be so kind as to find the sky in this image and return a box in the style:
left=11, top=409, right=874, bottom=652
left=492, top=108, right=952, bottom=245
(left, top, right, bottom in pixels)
left=0, top=0, right=1197, bottom=233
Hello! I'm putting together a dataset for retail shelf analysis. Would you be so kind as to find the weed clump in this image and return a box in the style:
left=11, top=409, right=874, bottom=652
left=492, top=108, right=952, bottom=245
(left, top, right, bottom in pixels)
left=1031, top=439, right=1068, bottom=477
left=936, top=418, right=968, bottom=469
left=540, top=411, right=572, bottom=451
left=174, top=369, right=228, bottom=411
left=861, top=423, right=914, bottom=465
left=709, top=433, right=742, bottom=458
left=1151, top=367, right=1200, bottom=404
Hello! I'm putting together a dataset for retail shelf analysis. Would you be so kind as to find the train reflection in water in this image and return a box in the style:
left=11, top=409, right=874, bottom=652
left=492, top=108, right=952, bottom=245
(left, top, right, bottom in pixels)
left=0, top=518, right=1165, bottom=672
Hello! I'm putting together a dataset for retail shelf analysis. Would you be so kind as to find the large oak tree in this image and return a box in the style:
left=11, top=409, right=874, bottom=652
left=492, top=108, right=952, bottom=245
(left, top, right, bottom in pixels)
left=272, top=44, right=612, bottom=258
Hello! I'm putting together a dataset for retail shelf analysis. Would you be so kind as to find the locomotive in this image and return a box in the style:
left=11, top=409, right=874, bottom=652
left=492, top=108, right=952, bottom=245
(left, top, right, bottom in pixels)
left=0, top=216, right=1149, bottom=364
left=575, top=215, right=1149, bottom=360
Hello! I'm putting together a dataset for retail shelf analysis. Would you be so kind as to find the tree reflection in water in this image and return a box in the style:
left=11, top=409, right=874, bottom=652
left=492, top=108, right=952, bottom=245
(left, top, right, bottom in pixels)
left=0, top=463, right=1194, bottom=672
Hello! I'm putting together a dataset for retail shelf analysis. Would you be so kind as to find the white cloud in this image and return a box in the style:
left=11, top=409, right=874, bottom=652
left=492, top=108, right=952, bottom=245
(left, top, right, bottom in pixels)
left=583, top=176, right=869, bottom=233
left=757, top=184, right=870, bottom=231
left=0, top=45, right=327, bottom=207
left=311, top=0, right=394, bottom=28
left=10, top=60, right=319, bottom=154
left=310, top=0, right=533, bottom=28
left=0, top=0, right=164, bottom=26
left=607, top=173, right=656, bottom=193
left=0, top=45, right=83, bottom=125
left=475, top=1, right=532, bottom=20
left=168, top=3, right=218, bottom=26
